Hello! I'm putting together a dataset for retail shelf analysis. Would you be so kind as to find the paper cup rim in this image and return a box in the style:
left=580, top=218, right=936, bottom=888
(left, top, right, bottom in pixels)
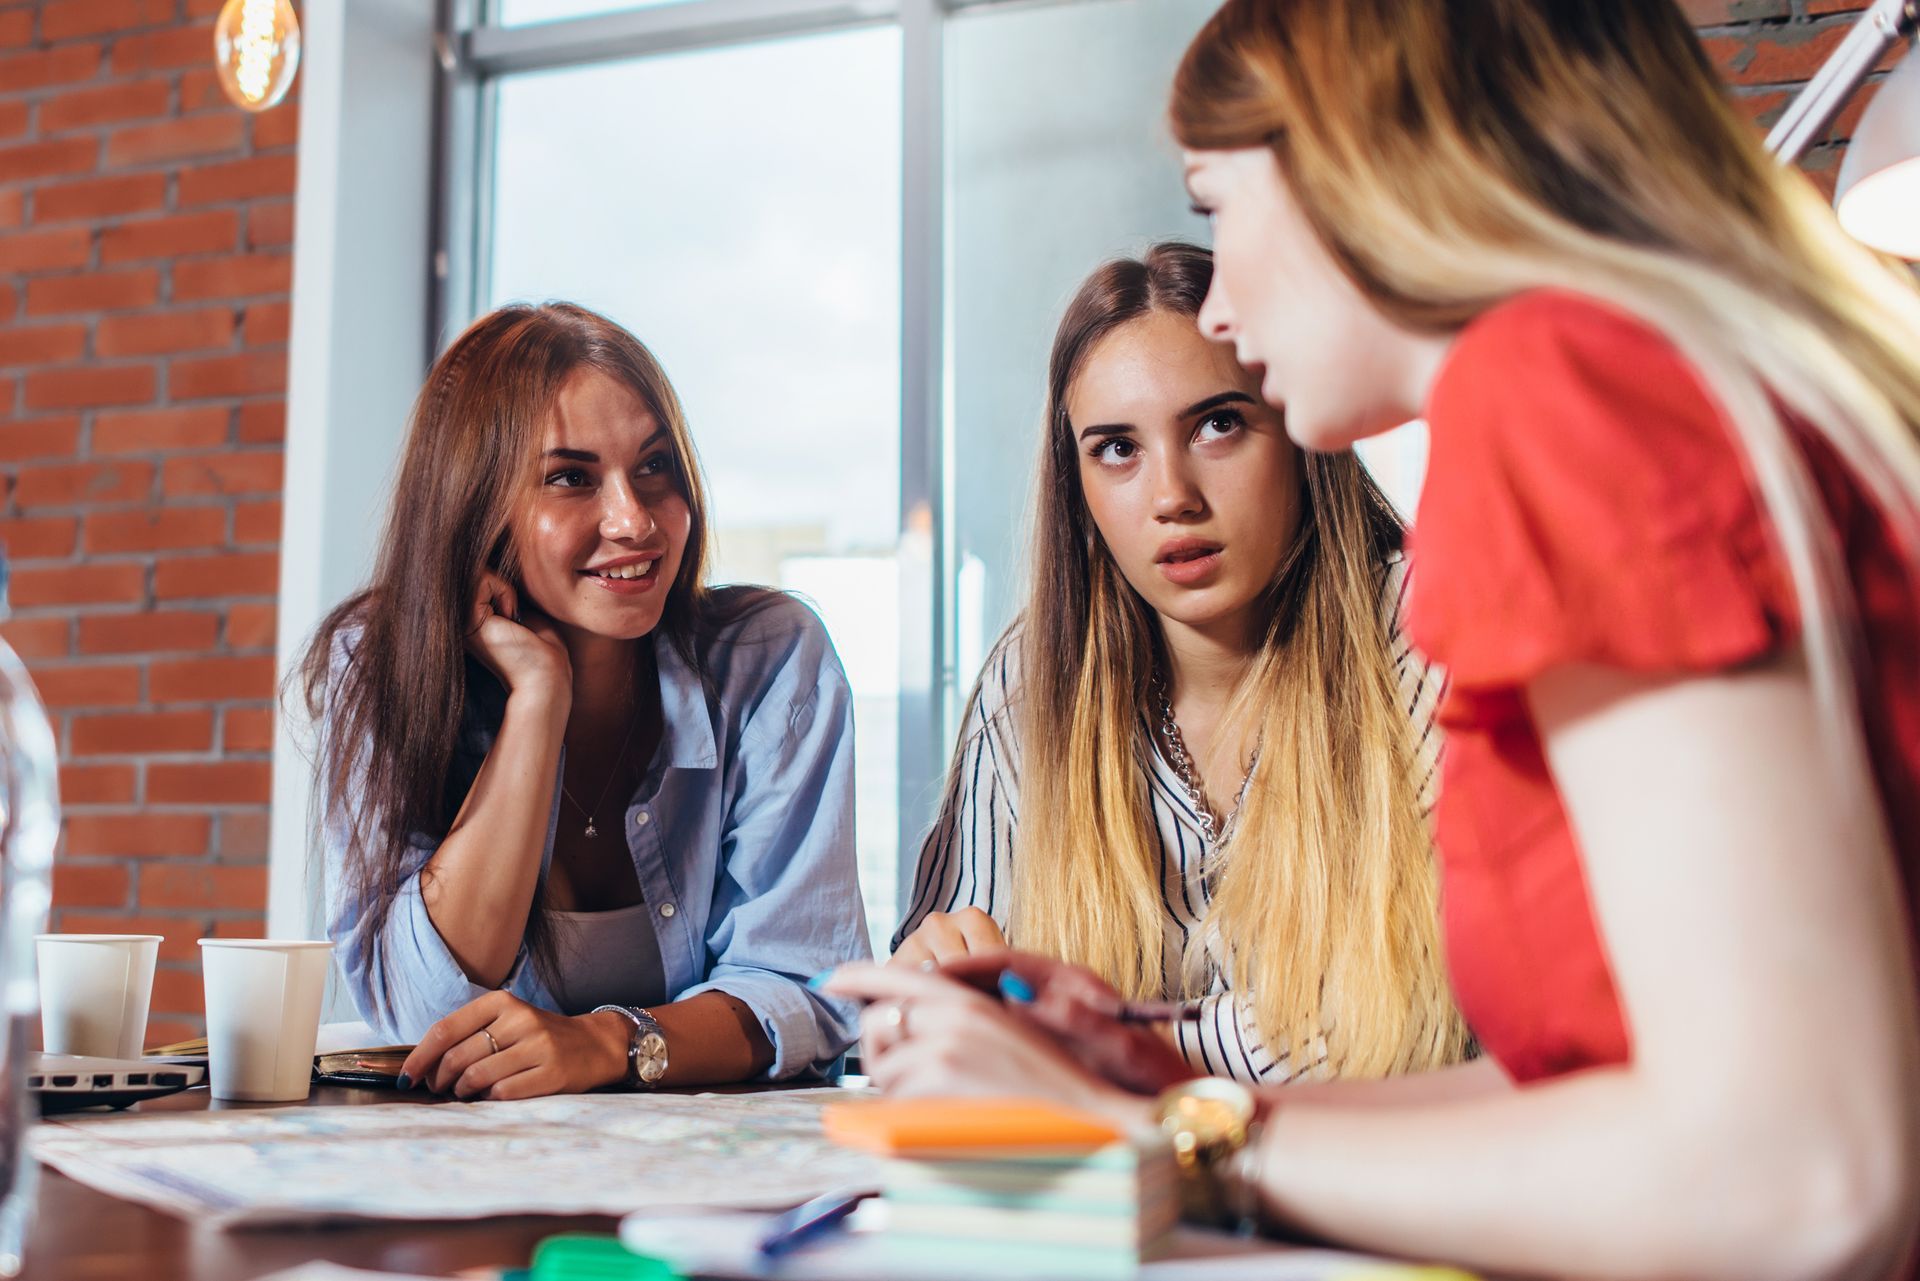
left=36, top=933, right=166, bottom=944
left=197, top=939, right=334, bottom=950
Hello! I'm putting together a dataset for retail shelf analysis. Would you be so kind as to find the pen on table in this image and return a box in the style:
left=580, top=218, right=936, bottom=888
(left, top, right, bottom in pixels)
left=996, top=970, right=1203, bottom=1022
left=755, top=1188, right=874, bottom=1257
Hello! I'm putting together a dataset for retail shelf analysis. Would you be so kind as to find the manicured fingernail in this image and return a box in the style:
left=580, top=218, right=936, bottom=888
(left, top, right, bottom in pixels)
left=395, top=1073, right=412, bottom=1091
left=998, top=971, right=1036, bottom=1004
left=806, top=968, right=835, bottom=991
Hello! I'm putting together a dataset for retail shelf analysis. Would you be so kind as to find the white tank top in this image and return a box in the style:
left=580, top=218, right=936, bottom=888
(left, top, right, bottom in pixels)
left=544, top=902, right=668, bottom=1014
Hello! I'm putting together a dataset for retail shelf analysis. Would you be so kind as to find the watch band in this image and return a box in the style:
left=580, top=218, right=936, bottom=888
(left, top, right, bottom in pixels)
left=1153, top=1077, right=1264, bottom=1232
left=592, top=1004, right=669, bottom=1090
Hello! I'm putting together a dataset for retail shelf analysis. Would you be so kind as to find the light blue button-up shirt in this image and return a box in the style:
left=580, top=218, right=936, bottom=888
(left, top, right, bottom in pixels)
left=322, top=595, right=871, bottom=1079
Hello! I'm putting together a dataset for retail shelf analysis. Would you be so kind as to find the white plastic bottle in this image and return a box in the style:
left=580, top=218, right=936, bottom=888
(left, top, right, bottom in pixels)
left=0, top=550, right=59, bottom=1275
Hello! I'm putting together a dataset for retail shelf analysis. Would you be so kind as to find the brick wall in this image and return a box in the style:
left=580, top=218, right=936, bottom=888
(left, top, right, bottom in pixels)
left=0, top=0, right=1900, bottom=1046
left=1, top=0, right=292, bottom=1044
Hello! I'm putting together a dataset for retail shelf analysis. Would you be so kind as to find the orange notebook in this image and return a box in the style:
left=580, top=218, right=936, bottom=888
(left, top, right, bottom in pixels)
left=823, top=1098, right=1125, bottom=1155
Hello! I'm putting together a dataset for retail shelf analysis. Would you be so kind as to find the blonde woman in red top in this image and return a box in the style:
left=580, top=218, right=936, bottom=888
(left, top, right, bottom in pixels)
left=827, top=1, right=1920, bottom=1277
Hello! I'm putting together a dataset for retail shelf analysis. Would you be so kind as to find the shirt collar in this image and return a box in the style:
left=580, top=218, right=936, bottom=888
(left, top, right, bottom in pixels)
left=652, top=634, right=718, bottom=771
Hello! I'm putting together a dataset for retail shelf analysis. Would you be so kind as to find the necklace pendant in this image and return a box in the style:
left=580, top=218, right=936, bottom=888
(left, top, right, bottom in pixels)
left=584, top=819, right=597, bottom=838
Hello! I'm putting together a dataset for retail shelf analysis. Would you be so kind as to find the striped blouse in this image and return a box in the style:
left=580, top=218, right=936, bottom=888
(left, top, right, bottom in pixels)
left=893, top=557, right=1445, bottom=1085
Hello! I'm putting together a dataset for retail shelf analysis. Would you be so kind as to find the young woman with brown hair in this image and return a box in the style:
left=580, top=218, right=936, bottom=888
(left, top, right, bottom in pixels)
left=303, top=303, right=869, bottom=1099
left=890, top=242, right=1470, bottom=1086
left=832, top=2, right=1920, bottom=1275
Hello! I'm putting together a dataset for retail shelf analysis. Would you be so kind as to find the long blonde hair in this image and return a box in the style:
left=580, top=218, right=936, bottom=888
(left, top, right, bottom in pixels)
left=1169, top=1, right=1920, bottom=821
left=1008, top=243, right=1470, bottom=1079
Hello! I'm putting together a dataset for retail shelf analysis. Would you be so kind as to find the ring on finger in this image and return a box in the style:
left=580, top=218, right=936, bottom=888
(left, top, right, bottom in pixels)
left=480, top=1028, right=500, bottom=1056
left=882, top=1002, right=909, bottom=1037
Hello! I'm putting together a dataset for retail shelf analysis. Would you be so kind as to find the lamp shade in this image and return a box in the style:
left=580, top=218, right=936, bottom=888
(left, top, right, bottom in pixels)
left=1835, top=40, right=1920, bottom=260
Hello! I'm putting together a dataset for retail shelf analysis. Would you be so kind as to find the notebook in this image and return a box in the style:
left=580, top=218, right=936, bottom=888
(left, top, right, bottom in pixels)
left=145, top=1037, right=413, bottom=1088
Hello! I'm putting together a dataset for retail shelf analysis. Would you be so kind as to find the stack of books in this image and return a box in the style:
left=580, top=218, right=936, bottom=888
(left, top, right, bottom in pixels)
left=824, top=1098, right=1176, bottom=1278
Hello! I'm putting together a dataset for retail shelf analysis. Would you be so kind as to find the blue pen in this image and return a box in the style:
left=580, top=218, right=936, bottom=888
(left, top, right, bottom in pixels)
left=755, top=1189, right=874, bottom=1258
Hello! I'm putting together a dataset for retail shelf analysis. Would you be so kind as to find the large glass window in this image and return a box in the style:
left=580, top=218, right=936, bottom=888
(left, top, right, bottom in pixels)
left=487, top=27, right=904, bottom=945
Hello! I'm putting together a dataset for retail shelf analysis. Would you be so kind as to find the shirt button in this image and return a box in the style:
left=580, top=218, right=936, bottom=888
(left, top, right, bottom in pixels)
left=635, top=811, right=650, bottom=828
left=659, top=902, right=676, bottom=919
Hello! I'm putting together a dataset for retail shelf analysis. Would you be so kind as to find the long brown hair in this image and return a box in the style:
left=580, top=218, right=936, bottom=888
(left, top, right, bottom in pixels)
left=299, top=302, right=772, bottom=1001
left=1007, top=242, right=1469, bottom=1078
left=1169, top=0, right=1920, bottom=805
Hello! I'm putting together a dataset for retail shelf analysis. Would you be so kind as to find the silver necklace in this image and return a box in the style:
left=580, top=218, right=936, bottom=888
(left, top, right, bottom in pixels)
left=1153, top=674, right=1258, bottom=849
left=559, top=713, right=639, bottom=839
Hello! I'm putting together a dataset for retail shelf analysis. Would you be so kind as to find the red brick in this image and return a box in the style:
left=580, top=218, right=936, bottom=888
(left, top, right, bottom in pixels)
left=0, top=226, right=92, bottom=275
left=52, top=863, right=131, bottom=909
left=0, top=100, right=28, bottom=142
left=223, top=705, right=273, bottom=752
left=39, top=80, right=171, bottom=132
left=85, top=507, right=227, bottom=554
left=0, top=515, right=78, bottom=559
left=29, top=663, right=143, bottom=708
left=10, top=459, right=153, bottom=507
left=0, top=136, right=98, bottom=185
left=25, top=268, right=160, bottom=316
left=97, top=309, right=238, bottom=359
left=71, top=709, right=216, bottom=757
left=41, top=0, right=177, bottom=41
left=0, top=10, right=31, bottom=49
left=57, top=914, right=203, bottom=964
left=250, top=102, right=298, bottom=150
left=24, top=364, right=156, bottom=411
left=161, top=451, right=281, bottom=497
left=59, top=761, right=137, bottom=805
left=149, top=967, right=204, bottom=1014
left=235, top=399, right=283, bottom=442
left=172, top=252, right=291, bottom=303
left=34, top=173, right=167, bottom=223
left=149, top=654, right=274, bottom=702
left=110, top=22, right=217, bottom=75
left=0, top=44, right=103, bottom=92
left=241, top=299, right=289, bottom=346
left=245, top=201, right=293, bottom=249
left=177, top=153, right=295, bottom=205
left=1679, top=0, right=1788, bottom=21
left=178, top=67, right=223, bottom=112
left=78, top=610, right=220, bottom=654
left=149, top=761, right=271, bottom=805
left=141, top=862, right=266, bottom=911
left=0, top=323, right=87, bottom=367
left=99, top=210, right=238, bottom=264
left=0, top=617, right=71, bottom=661
left=1702, top=19, right=1906, bottom=87
left=168, top=350, right=285, bottom=399
left=92, top=405, right=231, bottom=452
left=9, top=562, right=146, bottom=608
left=105, top=114, right=246, bottom=168
left=232, top=498, right=279, bottom=544
left=0, top=417, right=80, bottom=463
left=225, top=602, right=275, bottom=649
left=66, top=813, right=215, bottom=859
left=216, top=809, right=270, bottom=858
left=154, top=550, right=278, bottom=599
left=0, top=188, right=21, bottom=229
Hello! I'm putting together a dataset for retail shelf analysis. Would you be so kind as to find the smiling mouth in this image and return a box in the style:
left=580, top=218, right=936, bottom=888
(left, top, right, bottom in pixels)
left=582, top=559, right=659, bottom=580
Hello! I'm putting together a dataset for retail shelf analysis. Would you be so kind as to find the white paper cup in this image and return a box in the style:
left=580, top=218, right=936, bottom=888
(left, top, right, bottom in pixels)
left=198, top=939, right=333, bottom=1102
left=36, top=934, right=163, bottom=1059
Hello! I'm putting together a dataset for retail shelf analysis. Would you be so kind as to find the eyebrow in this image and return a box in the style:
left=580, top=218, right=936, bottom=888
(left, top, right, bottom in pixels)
left=542, top=428, right=667, bottom=464
left=1075, top=390, right=1258, bottom=441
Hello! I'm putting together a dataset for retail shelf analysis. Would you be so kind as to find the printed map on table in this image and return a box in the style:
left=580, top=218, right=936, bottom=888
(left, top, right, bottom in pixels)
left=32, top=1088, right=880, bottom=1228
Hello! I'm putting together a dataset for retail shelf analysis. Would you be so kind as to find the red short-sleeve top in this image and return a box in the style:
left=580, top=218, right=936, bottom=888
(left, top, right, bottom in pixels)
left=1406, top=290, right=1920, bottom=1085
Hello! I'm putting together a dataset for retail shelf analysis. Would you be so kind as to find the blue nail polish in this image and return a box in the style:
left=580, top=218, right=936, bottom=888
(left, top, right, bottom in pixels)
left=806, top=969, right=835, bottom=992
left=395, top=1073, right=412, bottom=1091
left=998, top=971, right=1037, bottom=1004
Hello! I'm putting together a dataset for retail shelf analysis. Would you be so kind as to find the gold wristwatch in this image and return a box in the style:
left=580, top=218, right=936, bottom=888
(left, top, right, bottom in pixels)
left=1154, top=1077, right=1262, bottom=1230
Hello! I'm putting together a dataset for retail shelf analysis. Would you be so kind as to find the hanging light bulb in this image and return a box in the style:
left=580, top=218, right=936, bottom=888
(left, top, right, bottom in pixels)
left=213, top=0, right=301, bottom=114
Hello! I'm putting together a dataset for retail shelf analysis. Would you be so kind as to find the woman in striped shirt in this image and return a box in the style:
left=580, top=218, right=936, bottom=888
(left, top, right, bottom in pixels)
left=891, top=242, right=1469, bottom=1085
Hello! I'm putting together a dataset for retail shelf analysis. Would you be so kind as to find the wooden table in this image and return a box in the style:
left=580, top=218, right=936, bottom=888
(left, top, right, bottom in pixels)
left=21, top=1083, right=638, bottom=1281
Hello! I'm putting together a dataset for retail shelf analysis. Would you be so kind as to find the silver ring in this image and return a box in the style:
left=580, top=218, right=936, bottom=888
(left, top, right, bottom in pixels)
left=480, top=1028, right=500, bottom=1056
left=882, top=1003, right=908, bottom=1036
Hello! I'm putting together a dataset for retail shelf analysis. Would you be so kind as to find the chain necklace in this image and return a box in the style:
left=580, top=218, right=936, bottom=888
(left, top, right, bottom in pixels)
left=1153, top=674, right=1258, bottom=849
left=559, top=712, right=640, bottom=839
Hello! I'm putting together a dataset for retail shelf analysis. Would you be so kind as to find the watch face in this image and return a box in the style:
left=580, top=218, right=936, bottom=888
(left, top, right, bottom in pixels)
left=636, top=1031, right=669, bottom=1083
